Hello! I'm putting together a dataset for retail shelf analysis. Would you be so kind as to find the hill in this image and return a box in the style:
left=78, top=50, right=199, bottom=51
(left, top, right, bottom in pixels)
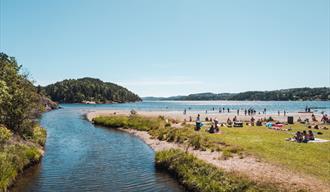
left=44, top=77, right=141, bottom=103
left=143, top=87, right=330, bottom=101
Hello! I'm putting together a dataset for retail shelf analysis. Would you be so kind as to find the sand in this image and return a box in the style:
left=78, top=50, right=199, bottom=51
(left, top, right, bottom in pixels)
left=86, top=110, right=329, bottom=192
left=86, top=109, right=323, bottom=123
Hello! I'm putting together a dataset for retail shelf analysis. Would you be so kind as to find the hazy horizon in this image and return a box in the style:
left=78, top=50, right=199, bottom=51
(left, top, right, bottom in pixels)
left=1, top=0, right=329, bottom=97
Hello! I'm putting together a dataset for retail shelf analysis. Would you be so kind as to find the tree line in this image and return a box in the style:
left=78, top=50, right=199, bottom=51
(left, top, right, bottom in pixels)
left=43, top=77, right=141, bottom=103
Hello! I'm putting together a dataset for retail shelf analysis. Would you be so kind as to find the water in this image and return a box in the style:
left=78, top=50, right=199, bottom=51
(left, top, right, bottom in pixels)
left=62, top=100, right=330, bottom=114
left=11, top=108, right=184, bottom=192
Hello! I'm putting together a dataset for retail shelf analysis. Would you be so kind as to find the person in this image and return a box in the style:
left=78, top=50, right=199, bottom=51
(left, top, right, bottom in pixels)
left=233, top=116, right=237, bottom=122
left=237, top=109, right=239, bottom=116
left=295, top=131, right=303, bottom=143
left=297, top=116, right=302, bottom=122
left=227, top=118, right=232, bottom=126
left=308, top=130, right=315, bottom=140
left=208, top=124, right=215, bottom=133
left=250, top=117, right=255, bottom=126
left=183, top=109, right=186, bottom=115
left=227, top=108, right=230, bottom=113
left=311, top=114, right=317, bottom=122
left=219, top=108, right=222, bottom=113
left=321, top=114, right=328, bottom=124
left=264, top=108, right=267, bottom=114
left=302, top=130, right=308, bottom=143
left=214, top=118, right=219, bottom=128
left=278, top=110, right=280, bottom=116
left=196, top=114, right=200, bottom=121
left=284, top=110, right=286, bottom=116
left=244, top=109, right=247, bottom=116
left=189, top=116, right=192, bottom=122
left=206, top=110, right=208, bottom=114
left=205, top=117, right=209, bottom=121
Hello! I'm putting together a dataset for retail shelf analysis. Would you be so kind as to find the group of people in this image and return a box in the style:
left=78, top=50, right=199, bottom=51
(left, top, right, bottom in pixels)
left=290, top=130, right=315, bottom=143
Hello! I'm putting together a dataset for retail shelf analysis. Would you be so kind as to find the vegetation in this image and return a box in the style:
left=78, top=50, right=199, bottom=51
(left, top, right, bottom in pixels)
left=0, top=53, right=49, bottom=191
left=43, top=77, right=141, bottom=103
left=0, top=125, right=46, bottom=191
left=93, top=115, right=330, bottom=183
left=143, top=87, right=330, bottom=101
left=155, top=149, right=277, bottom=192
left=0, top=53, right=50, bottom=136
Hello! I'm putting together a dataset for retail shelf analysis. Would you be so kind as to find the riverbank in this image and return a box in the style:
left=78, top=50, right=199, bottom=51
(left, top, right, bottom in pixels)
left=0, top=125, right=46, bottom=191
left=88, top=110, right=330, bottom=192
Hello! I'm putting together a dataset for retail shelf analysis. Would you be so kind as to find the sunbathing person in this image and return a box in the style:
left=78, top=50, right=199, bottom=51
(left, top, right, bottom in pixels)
left=302, top=130, right=309, bottom=143
left=233, top=116, right=237, bottom=122
left=208, top=125, right=215, bottom=133
left=295, top=131, right=303, bottom=143
left=312, top=114, right=317, bottom=122
left=308, top=130, right=315, bottom=140
left=227, top=118, right=233, bottom=126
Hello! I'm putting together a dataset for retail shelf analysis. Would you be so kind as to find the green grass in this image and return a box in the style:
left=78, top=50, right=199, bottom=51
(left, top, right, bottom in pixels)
left=206, top=124, right=330, bottom=183
left=155, top=149, right=278, bottom=192
left=94, top=115, right=330, bottom=183
left=0, top=125, right=44, bottom=191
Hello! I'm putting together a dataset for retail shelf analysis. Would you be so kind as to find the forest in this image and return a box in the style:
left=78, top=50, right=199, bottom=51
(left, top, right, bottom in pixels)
left=143, top=87, right=330, bottom=101
left=43, top=77, right=141, bottom=103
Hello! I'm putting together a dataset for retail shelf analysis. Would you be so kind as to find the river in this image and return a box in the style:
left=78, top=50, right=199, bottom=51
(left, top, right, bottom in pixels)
left=11, top=107, right=184, bottom=192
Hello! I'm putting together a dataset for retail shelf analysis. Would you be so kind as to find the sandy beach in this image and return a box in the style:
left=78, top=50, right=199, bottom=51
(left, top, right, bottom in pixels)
left=86, top=109, right=329, bottom=192
left=86, top=109, right=323, bottom=123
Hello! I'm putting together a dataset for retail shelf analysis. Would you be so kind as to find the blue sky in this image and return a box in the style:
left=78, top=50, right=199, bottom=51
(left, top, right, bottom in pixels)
left=0, top=0, right=329, bottom=97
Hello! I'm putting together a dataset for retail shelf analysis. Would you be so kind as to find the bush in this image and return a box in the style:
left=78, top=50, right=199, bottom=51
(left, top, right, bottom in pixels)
left=0, top=125, right=12, bottom=145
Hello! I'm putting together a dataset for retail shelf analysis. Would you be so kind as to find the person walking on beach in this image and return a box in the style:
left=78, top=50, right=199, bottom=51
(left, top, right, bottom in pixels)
left=183, top=109, right=186, bottom=115
left=237, top=109, right=239, bottom=116
left=227, top=108, right=230, bottom=113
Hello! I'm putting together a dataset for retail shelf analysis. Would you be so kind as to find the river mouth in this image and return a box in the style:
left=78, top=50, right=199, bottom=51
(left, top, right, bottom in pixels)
left=11, top=108, right=184, bottom=192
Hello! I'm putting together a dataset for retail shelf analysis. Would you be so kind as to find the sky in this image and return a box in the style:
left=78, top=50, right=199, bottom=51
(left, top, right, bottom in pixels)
left=0, top=0, right=329, bottom=97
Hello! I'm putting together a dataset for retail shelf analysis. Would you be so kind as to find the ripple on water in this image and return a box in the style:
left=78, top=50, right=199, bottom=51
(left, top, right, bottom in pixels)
left=11, top=108, right=184, bottom=192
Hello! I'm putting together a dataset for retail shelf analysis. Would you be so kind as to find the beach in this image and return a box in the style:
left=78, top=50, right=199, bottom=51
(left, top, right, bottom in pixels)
left=87, top=109, right=330, bottom=192
left=86, top=109, right=322, bottom=123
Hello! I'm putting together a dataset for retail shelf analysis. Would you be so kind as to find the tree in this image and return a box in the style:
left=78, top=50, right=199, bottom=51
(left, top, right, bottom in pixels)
left=0, top=53, right=44, bottom=135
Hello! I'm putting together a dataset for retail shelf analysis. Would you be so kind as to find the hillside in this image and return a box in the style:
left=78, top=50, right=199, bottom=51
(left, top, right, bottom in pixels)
left=44, top=77, right=141, bottom=103
left=143, top=87, right=330, bottom=101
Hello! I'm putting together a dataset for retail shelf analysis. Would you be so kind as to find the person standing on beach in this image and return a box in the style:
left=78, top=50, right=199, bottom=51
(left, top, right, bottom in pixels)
left=278, top=110, right=280, bottom=116
left=284, top=110, right=286, bottom=116
left=196, top=114, right=200, bottom=121
left=244, top=109, right=247, bottom=116
left=183, top=109, right=187, bottom=115
left=237, top=109, right=239, bottom=116
left=227, top=108, right=230, bottom=113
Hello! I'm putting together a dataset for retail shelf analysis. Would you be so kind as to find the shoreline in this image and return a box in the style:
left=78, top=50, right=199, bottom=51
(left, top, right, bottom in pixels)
left=87, top=110, right=329, bottom=192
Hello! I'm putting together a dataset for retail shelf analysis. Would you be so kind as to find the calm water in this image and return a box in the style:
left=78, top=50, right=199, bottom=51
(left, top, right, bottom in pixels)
left=62, top=100, right=330, bottom=114
left=11, top=101, right=329, bottom=191
left=11, top=107, right=184, bottom=192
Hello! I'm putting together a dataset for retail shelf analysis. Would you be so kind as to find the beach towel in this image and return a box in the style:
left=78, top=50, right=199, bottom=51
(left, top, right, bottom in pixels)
left=308, top=138, right=330, bottom=143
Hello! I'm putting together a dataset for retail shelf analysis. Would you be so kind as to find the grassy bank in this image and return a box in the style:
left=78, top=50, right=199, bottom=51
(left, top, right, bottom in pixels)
left=0, top=125, right=46, bottom=191
left=93, top=115, right=330, bottom=183
left=155, top=149, right=278, bottom=192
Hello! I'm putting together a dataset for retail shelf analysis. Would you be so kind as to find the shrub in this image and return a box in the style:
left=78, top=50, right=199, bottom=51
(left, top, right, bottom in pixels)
left=0, top=125, right=12, bottom=145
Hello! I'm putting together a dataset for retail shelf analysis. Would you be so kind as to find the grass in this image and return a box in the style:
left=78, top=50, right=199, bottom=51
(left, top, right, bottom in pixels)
left=206, top=123, right=330, bottom=183
left=0, top=125, right=45, bottom=191
left=94, top=115, right=330, bottom=184
left=155, top=149, right=278, bottom=192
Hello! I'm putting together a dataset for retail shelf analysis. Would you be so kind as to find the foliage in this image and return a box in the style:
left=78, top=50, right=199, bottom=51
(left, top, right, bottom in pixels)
left=0, top=125, right=12, bottom=145
left=43, top=77, right=141, bottom=103
left=145, top=87, right=330, bottom=101
left=155, top=149, right=277, bottom=192
left=0, top=53, right=45, bottom=135
left=0, top=127, right=42, bottom=192
left=31, top=126, right=47, bottom=146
